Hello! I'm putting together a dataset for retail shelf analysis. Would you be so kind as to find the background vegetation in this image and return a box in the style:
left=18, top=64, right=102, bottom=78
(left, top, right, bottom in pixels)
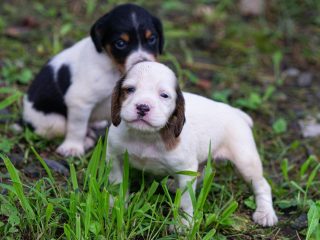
left=0, top=0, right=319, bottom=239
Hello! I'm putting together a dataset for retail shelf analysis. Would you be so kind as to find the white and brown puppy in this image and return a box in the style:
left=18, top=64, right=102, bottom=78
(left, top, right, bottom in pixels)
left=107, top=62, right=278, bottom=227
left=23, top=4, right=164, bottom=157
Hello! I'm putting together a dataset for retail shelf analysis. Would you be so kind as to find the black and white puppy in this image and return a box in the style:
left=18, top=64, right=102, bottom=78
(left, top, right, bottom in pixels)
left=23, top=4, right=164, bottom=157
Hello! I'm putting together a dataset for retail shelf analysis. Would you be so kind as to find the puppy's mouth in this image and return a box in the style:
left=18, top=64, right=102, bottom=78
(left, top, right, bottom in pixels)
left=124, top=116, right=163, bottom=132
left=127, top=118, right=155, bottom=128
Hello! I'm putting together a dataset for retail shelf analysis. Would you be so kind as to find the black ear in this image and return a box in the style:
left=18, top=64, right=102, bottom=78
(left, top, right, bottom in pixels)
left=90, top=13, right=110, bottom=53
left=111, top=75, right=126, bottom=126
left=152, top=16, right=164, bottom=54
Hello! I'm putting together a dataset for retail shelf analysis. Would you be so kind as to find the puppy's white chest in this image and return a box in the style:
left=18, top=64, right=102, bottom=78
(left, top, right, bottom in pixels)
left=126, top=142, right=171, bottom=175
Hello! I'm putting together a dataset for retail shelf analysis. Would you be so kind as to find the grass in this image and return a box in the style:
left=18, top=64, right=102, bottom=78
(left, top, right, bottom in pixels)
left=0, top=138, right=250, bottom=239
left=0, top=0, right=320, bottom=239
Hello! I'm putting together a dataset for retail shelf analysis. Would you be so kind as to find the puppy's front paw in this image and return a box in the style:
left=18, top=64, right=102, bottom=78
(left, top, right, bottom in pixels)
left=56, top=141, right=84, bottom=157
left=253, top=207, right=278, bottom=227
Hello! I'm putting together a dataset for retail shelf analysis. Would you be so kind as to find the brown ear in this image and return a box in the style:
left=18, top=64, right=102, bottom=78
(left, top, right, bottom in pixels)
left=160, top=85, right=185, bottom=150
left=172, top=85, right=185, bottom=137
left=111, top=75, right=126, bottom=126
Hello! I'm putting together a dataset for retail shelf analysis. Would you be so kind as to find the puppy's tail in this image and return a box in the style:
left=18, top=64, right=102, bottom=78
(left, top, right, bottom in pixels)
left=234, top=108, right=253, bottom=128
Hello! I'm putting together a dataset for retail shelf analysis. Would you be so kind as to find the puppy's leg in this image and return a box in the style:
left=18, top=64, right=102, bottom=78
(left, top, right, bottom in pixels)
left=227, top=140, right=278, bottom=227
left=251, top=176, right=278, bottom=226
left=108, top=156, right=123, bottom=185
left=177, top=175, right=196, bottom=222
left=56, top=105, right=93, bottom=157
left=107, top=155, right=126, bottom=207
left=84, top=127, right=98, bottom=151
left=174, top=164, right=198, bottom=228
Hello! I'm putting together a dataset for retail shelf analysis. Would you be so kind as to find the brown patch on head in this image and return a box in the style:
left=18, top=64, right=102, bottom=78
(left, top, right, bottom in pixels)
left=111, top=75, right=128, bottom=126
left=120, top=33, right=130, bottom=42
left=160, top=84, right=186, bottom=151
left=145, top=30, right=152, bottom=39
left=105, top=44, right=125, bottom=74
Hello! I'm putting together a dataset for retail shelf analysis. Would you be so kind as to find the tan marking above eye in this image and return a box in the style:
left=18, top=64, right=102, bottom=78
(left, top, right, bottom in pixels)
left=105, top=45, right=112, bottom=55
left=145, top=30, right=152, bottom=39
left=120, top=33, right=130, bottom=42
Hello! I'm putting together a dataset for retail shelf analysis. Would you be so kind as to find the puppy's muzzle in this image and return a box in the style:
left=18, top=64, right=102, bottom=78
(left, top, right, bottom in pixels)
left=133, top=57, right=150, bottom=66
left=136, top=104, right=150, bottom=117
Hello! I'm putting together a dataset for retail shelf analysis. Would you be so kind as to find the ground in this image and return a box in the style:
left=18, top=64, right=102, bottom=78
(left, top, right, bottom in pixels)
left=0, top=0, right=320, bottom=239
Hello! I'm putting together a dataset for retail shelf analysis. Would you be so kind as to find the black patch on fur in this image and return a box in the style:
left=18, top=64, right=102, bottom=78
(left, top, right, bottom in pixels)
left=57, top=65, right=71, bottom=95
left=27, top=64, right=71, bottom=117
left=90, top=3, right=164, bottom=63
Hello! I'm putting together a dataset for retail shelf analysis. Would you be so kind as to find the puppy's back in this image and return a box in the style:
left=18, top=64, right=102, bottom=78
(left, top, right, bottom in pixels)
left=183, top=92, right=251, bottom=127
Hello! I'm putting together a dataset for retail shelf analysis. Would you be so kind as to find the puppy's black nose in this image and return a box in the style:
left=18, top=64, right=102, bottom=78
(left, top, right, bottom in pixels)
left=137, top=104, right=150, bottom=112
left=136, top=104, right=150, bottom=116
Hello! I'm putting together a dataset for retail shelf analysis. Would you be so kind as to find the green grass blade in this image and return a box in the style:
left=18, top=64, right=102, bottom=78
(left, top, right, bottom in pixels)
left=202, top=228, right=217, bottom=240
left=219, top=200, right=238, bottom=224
left=70, top=163, right=79, bottom=192
left=64, top=224, right=72, bottom=240
left=281, top=158, right=289, bottom=181
left=76, top=214, right=81, bottom=240
left=300, top=155, right=316, bottom=177
left=31, top=147, right=55, bottom=184
left=147, top=181, right=159, bottom=201
left=290, top=181, right=306, bottom=194
left=306, top=201, right=320, bottom=240
left=173, top=188, right=182, bottom=222
left=306, top=164, right=320, bottom=191
left=0, top=91, right=22, bottom=110
left=176, top=170, right=200, bottom=177
left=69, top=191, right=77, bottom=226
left=84, top=138, right=102, bottom=189
left=1, top=154, right=35, bottom=219
left=187, top=181, right=196, bottom=210
left=84, top=194, right=92, bottom=239
left=45, top=202, right=53, bottom=226
left=98, top=129, right=109, bottom=183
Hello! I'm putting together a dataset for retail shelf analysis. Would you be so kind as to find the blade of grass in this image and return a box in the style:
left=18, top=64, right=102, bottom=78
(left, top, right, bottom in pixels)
left=70, top=164, right=79, bottom=192
left=76, top=214, right=81, bottom=240
left=84, top=194, right=92, bottom=239
left=0, top=91, right=22, bottom=110
left=84, top=138, right=102, bottom=189
left=31, top=147, right=55, bottom=184
left=306, top=201, right=320, bottom=240
left=45, top=203, right=53, bottom=226
left=1, top=154, right=35, bottom=219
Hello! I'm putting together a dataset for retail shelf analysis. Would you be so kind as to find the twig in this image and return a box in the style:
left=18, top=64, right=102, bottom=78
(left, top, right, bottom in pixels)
left=296, top=230, right=302, bottom=240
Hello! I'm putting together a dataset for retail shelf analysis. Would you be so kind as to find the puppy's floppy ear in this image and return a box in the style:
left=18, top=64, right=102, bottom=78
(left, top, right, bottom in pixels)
left=111, top=75, right=126, bottom=126
left=152, top=16, right=164, bottom=54
left=171, top=85, right=186, bottom=137
left=90, top=13, right=110, bottom=53
left=160, top=84, right=185, bottom=150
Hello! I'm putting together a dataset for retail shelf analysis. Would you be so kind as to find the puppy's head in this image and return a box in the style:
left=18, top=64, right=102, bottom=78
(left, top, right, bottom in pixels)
left=111, top=62, right=185, bottom=146
left=90, top=4, right=164, bottom=73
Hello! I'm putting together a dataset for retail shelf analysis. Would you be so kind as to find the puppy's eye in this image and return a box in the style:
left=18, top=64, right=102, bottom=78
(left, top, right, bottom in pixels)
left=160, top=93, right=169, bottom=99
left=114, top=39, right=128, bottom=50
left=125, top=87, right=136, bottom=94
left=147, top=35, right=157, bottom=45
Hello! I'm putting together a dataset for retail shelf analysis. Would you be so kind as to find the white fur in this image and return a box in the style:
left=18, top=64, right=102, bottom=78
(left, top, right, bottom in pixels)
left=23, top=37, right=154, bottom=156
left=124, top=48, right=155, bottom=71
left=23, top=96, right=66, bottom=138
left=107, top=62, right=278, bottom=228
